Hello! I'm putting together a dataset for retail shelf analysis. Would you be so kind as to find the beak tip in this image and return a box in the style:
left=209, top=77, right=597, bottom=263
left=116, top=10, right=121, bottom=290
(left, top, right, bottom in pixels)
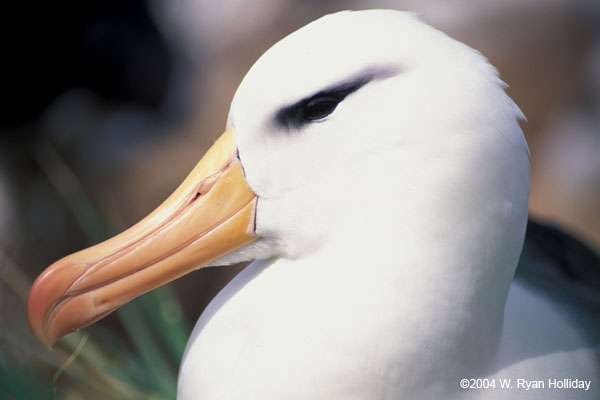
left=27, top=283, right=52, bottom=350
left=27, top=257, right=100, bottom=349
left=26, top=263, right=71, bottom=350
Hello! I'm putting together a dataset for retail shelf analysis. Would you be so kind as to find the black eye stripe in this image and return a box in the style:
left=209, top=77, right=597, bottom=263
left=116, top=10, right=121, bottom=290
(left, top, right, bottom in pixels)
left=305, top=96, right=339, bottom=110
left=304, top=96, right=341, bottom=121
left=275, top=74, right=373, bottom=129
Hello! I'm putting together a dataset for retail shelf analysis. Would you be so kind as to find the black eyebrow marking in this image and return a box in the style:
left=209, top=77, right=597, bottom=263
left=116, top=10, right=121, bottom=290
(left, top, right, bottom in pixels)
left=275, top=68, right=397, bottom=130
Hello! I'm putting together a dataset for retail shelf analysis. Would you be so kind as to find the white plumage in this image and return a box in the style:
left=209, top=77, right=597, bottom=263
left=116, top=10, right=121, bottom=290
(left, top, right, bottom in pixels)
left=177, top=10, right=599, bottom=399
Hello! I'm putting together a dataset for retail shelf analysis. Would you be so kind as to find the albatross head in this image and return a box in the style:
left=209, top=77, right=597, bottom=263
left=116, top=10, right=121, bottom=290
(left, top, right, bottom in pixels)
left=28, top=9, right=529, bottom=366
left=220, top=9, right=529, bottom=263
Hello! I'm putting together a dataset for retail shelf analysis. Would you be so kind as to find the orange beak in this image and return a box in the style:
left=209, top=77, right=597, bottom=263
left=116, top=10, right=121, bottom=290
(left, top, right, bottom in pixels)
left=27, top=129, right=258, bottom=348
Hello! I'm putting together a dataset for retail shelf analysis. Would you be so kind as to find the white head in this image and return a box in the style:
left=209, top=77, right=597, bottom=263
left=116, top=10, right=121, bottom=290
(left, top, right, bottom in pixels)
left=221, top=10, right=529, bottom=266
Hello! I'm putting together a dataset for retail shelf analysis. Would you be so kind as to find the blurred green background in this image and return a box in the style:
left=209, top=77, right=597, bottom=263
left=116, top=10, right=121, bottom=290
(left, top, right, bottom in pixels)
left=1, top=0, right=599, bottom=398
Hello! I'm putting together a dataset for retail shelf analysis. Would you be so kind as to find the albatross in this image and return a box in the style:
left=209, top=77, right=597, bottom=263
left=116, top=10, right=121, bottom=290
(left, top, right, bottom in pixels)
left=27, top=10, right=599, bottom=399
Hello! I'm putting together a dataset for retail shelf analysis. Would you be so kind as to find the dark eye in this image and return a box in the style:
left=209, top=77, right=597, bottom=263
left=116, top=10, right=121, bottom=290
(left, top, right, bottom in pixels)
left=303, top=96, right=340, bottom=121
left=275, top=75, right=374, bottom=130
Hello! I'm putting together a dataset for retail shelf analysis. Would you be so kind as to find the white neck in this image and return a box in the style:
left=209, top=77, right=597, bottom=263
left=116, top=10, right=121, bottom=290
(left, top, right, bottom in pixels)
left=296, top=120, right=529, bottom=391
